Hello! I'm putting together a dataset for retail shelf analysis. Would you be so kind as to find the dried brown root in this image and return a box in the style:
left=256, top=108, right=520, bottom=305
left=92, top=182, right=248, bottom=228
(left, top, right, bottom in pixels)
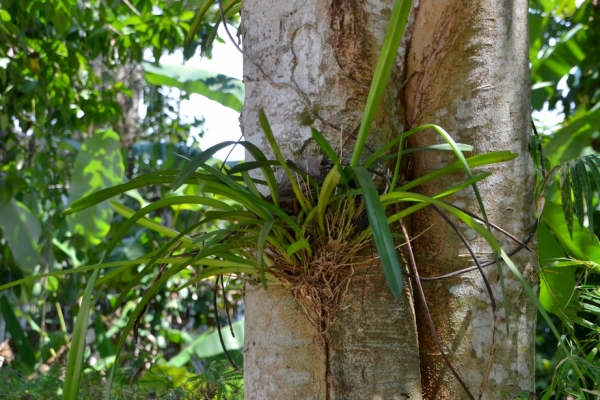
left=267, top=198, right=372, bottom=335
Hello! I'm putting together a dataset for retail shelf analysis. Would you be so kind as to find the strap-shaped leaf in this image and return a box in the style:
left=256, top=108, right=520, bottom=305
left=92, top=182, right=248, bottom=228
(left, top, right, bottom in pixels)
left=242, top=171, right=263, bottom=198
left=229, top=160, right=280, bottom=175
left=287, top=240, right=311, bottom=257
left=259, top=109, right=311, bottom=212
left=574, top=159, right=593, bottom=238
left=64, top=169, right=244, bottom=214
left=172, top=141, right=242, bottom=190
left=258, top=220, right=276, bottom=290
left=354, top=166, right=404, bottom=298
left=317, top=166, right=341, bottom=236
left=184, top=0, right=215, bottom=50
left=350, top=0, right=412, bottom=166
left=311, top=128, right=340, bottom=165
left=559, top=162, right=574, bottom=238
left=398, top=151, right=518, bottom=192
left=570, top=160, right=585, bottom=231
left=363, top=123, right=480, bottom=168
left=64, top=268, right=99, bottom=400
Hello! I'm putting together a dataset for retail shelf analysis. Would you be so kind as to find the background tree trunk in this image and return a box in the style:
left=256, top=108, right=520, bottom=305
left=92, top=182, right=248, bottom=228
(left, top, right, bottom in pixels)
left=241, top=0, right=537, bottom=398
left=241, top=0, right=421, bottom=398
left=405, top=0, right=538, bottom=398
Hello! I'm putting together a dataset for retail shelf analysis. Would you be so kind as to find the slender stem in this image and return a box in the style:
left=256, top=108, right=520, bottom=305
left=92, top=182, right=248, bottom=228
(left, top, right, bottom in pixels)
left=399, top=219, right=474, bottom=400
left=214, top=275, right=240, bottom=371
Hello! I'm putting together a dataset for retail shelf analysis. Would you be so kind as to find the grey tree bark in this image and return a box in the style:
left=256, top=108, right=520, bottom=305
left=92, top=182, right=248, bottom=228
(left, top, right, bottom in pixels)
left=405, top=1, right=537, bottom=398
left=241, top=1, right=421, bottom=398
left=241, top=0, right=537, bottom=399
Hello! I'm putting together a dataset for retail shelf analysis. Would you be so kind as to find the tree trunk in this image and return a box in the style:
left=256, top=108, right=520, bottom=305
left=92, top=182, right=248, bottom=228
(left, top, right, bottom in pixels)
left=405, top=0, right=537, bottom=398
left=241, top=0, right=537, bottom=398
left=241, top=0, right=422, bottom=398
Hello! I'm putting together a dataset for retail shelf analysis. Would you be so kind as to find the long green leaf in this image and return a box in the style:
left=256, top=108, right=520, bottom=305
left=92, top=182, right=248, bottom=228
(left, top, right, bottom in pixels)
left=380, top=143, right=474, bottom=164
left=258, top=109, right=311, bottom=212
left=560, top=162, right=574, bottom=238
left=237, top=141, right=281, bottom=206
left=104, top=212, right=220, bottom=305
left=0, top=256, right=256, bottom=293
left=350, top=0, right=412, bottom=166
left=287, top=240, right=311, bottom=257
left=398, top=151, right=518, bottom=192
left=228, top=160, right=280, bottom=175
left=184, top=0, right=215, bottom=49
left=110, top=201, right=196, bottom=244
left=397, top=124, right=508, bottom=329
left=311, top=128, right=340, bottom=165
left=354, top=166, right=404, bottom=297
left=380, top=191, right=501, bottom=253
left=101, top=196, right=264, bottom=269
left=258, top=220, right=276, bottom=290
left=63, top=268, right=99, bottom=400
left=363, top=124, right=489, bottom=168
left=317, top=166, right=341, bottom=235
left=64, top=170, right=202, bottom=214
left=172, top=141, right=243, bottom=190
left=241, top=170, right=263, bottom=198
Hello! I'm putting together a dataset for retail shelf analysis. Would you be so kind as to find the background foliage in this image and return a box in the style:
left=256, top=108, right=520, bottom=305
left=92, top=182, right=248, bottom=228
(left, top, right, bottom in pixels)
left=0, top=0, right=599, bottom=398
left=0, top=0, right=243, bottom=398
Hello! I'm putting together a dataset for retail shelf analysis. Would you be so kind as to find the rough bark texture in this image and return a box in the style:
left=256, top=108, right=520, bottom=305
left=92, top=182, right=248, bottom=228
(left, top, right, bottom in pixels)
left=404, top=0, right=537, bottom=398
left=241, top=0, right=406, bottom=165
left=241, top=0, right=422, bottom=398
left=329, top=259, right=422, bottom=399
left=242, top=0, right=537, bottom=398
left=244, top=283, right=327, bottom=399
left=244, top=260, right=421, bottom=399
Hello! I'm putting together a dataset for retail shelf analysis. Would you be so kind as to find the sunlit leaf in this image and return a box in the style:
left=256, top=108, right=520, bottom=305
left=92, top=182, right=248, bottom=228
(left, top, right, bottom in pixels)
left=258, top=219, right=276, bottom=290
left=559, top=162, right=574, bottom=238
left=542, top=200, right=600, bottom=264
left=67, top=130, right=125, bottom=247
left=537, top=222, right=577, bottom=319
left=316, top=166, right=340, bottom=235
left=142, top=62, right=244, bottom=112
left=184, top=0, right=215, bottom=51
left=0, top=199, right=43, bottom=274
left=168, top=321, right=244, bottom=367
left=544, top=103, right=600, bottom=166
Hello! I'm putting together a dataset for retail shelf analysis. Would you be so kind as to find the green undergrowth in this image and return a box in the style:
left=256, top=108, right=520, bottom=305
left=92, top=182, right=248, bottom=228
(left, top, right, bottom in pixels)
left=0, top=362, right=243, bottom=400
